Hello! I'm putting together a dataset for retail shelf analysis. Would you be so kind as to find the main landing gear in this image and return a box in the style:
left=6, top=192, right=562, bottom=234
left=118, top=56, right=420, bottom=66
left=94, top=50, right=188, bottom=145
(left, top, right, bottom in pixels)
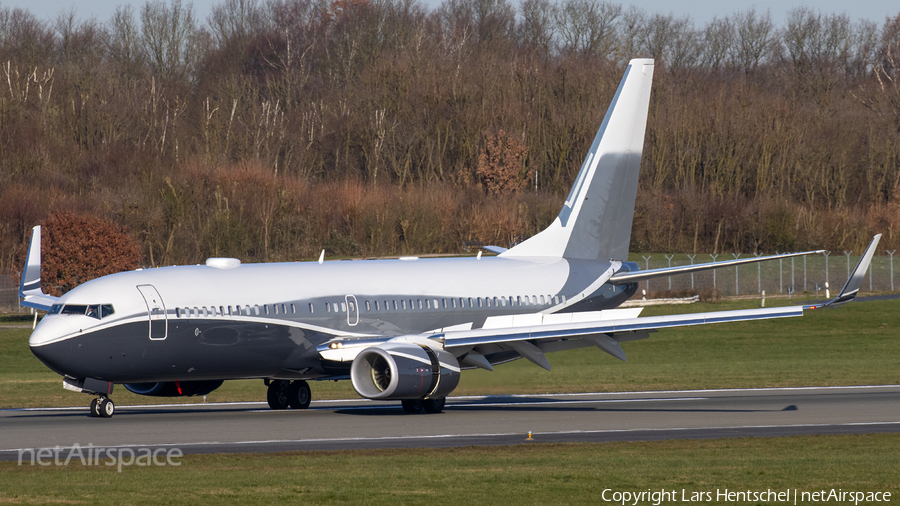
left=401, top=398, right=446, bottom=414
left=266, top=380, right=311, bottom=410
left=89, top=397, right=115, bottom=418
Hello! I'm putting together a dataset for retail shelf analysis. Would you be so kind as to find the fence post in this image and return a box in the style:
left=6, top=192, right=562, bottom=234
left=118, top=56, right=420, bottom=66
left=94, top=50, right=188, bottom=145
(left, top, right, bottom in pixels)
left=824, top=251, right=830, bottom=287
left=791, top=256, right=795, bottom=294
left=803, top=256, right=807, bottom=292
left=687, top=254, right=697, bottom=289
left=710, top=254, right=719, bottom=292
left=843, top=251, right=852, bottom=281
left=643, top=255, right=652, bottom=293
left=755, top=253, right=762, bottom=293
left=732, top=253, right=741, bottom=295
left=778, top=253, right=783, bottom=293
left=665, top=254, right=674, bottom=291
left=888, top=250, right=896, bottom=291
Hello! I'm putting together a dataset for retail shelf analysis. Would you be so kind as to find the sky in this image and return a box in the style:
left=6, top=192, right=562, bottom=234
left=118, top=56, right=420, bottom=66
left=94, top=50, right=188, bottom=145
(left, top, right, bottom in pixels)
left=2, top=0, right=896, bottom=29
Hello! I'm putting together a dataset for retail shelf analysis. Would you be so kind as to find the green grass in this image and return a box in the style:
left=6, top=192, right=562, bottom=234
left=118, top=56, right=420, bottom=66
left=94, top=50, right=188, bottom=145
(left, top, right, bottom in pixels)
left=0, top=297, right=897, bottom=408
left=2, top=434, right=898, bottom=504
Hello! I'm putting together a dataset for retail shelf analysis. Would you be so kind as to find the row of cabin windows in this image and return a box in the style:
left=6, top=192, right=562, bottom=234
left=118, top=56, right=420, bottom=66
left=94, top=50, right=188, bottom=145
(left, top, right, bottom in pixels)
left=174, top=294, right=566, bottom=319
left=175, top=303, right=299, bottom=318
left=362, top=294, right=565, bottom=312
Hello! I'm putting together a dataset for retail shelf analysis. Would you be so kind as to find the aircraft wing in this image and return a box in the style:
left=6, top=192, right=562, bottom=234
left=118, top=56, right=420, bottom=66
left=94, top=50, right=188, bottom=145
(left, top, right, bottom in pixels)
left=19, top=226, right=59, bottom=312
left=319, top=235, right=880, bottom=369
left=608, top=250, right=825, bottom=285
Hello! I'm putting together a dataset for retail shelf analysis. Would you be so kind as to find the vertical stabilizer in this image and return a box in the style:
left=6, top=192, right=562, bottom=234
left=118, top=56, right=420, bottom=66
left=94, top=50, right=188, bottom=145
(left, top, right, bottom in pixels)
left=502, top=59, right=654, bottom=261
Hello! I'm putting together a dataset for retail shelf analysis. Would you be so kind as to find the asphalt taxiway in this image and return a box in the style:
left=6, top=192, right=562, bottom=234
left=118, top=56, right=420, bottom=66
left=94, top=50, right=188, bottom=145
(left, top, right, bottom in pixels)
left=1, top=385, right=898, bottom=459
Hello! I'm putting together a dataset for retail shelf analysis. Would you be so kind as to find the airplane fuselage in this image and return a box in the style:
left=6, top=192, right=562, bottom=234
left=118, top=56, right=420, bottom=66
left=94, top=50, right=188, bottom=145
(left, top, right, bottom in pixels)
left=29, top=255, right=636, bottom=384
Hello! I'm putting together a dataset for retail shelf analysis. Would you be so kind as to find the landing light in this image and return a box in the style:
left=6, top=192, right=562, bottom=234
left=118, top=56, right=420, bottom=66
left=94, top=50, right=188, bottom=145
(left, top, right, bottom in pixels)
left=329, top=342, right=343, bottom=349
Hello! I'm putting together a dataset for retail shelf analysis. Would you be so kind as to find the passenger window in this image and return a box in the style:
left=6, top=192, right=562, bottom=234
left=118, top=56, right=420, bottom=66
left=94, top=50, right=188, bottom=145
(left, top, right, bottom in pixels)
left=442, top=299, right=447, bottom=308
left=434, top=299, right=439, bottom=309
left=451, top=298, right=457, bottom=308
left=175, top=308, right=181, bottom=318
left=500, top=297, right=506, bottom=307
left=425, top=299, right=431, bottom=309
left=290, top=304, right=296, bottom=314
left=282, top=304, right=287, bottom=314
left=477, top=298, right=483, bottom=308
left=540, top=295, right=545, bottom=304
left=374, top=300, right=380, bottom=311
left=334, top=302, right=340, bottom=313
left=326, top=304, right=331, bottom=313
left=309, top=303, right=314, bottom=313
left=417, top=300, right=423, bottom=310
left=366, top=300, right=371, bottom=311
left=392, top=300, right=397, bottom=310
left=203, top=307, right=209, bottom=317
left=468, top=298, right=473, bottom=308
left=561, top=295, right=567, bottom=303
left=348, top=301, right=354, bottom=312
left=401, top=300, right=407, bottom=310
left=254, top=305, right=260, bottom=316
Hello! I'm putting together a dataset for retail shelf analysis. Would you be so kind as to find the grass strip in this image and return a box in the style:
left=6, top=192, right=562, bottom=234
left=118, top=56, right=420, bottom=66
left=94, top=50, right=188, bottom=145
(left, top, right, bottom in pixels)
left=2, top=433, right=898, bottom=504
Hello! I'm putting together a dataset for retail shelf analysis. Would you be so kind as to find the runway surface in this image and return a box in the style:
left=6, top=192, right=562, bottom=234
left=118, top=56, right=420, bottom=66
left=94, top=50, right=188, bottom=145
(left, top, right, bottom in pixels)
left=1, top=385, right=898, bottom=459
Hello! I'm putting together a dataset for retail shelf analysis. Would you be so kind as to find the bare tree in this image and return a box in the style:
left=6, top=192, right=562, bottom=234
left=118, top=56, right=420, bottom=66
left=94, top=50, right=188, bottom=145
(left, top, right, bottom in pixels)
left=140, top=0, right=201, bottom=82
left=209, top=0, right=268, bottom=48
left=554, top=0, right=621, bottom=59
left=517, top=0, right=556, bottom=56
left=700, top=16, right=733, bottom=70
left=730, top=8, right=777, bottom=73
left=105, top=5, right=145, bottom=74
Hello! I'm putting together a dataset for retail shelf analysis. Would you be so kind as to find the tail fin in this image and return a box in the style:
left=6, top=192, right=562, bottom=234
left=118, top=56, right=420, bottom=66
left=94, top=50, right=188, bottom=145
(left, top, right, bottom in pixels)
left=502, top=58, right=654, bottom=261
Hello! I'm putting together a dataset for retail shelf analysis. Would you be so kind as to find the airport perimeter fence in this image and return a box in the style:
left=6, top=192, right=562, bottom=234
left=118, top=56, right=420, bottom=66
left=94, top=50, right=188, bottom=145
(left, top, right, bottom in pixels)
left=0, top=252, right=898, bottom=312
left=630, top=251, right=900, bottom=299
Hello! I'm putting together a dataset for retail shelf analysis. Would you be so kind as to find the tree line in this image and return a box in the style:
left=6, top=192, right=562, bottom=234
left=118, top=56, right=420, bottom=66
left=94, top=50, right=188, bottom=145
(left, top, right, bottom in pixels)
left=0, top=0, right=898, bottom=275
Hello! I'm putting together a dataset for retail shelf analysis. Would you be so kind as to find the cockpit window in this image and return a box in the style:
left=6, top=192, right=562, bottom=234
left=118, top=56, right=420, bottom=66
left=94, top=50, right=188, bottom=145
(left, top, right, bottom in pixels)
left=61, top=305, right=88, bottom=316
left=59, top=304, right=115, bottom=320
left=49, top=304, right=62, bottom=315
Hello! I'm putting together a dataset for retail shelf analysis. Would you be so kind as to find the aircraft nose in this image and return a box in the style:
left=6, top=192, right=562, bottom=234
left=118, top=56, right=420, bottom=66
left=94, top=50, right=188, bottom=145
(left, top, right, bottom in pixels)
left=29, top=316, right=78, bottom=347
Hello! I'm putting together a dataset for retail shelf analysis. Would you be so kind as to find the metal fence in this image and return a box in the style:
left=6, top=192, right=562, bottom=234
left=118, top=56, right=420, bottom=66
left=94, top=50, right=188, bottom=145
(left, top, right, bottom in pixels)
left=632, top=251, right=899, bottom=298
left=0, top=273, right=20, bottom=313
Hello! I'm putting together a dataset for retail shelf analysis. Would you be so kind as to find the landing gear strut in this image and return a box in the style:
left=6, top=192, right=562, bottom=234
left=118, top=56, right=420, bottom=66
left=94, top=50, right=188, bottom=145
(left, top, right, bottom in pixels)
left=89, top=397, right=115, bottom=418
left=266, top=380, right=311, bottom=410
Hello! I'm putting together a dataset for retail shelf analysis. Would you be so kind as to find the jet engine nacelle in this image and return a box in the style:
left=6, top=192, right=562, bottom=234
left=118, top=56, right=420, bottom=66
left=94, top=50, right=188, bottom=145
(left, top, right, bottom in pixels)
left=123, top=380, right=224, bottom=397
left=350, top=342, right=460, bottom=400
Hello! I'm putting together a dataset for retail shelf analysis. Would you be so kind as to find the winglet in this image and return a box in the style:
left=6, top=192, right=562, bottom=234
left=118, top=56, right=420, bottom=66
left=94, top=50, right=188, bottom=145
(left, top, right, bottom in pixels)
left=805, top=234, right=881, bottom=309
left=19, top=226, right=42, bottom=297
left=19, top=226, right=58, bottom=311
